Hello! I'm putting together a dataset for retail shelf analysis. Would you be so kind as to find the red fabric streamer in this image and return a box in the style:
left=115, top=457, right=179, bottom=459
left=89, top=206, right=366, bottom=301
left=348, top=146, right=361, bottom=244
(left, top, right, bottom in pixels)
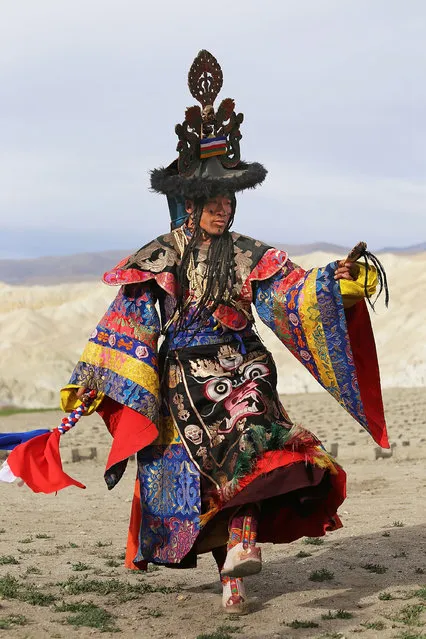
left=7, top=429, right=85, bottom=493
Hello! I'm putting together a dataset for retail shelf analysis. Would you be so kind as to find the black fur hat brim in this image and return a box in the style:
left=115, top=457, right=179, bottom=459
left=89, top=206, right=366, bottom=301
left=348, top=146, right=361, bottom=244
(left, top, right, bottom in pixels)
left=150, top=161, right=267, bottom=199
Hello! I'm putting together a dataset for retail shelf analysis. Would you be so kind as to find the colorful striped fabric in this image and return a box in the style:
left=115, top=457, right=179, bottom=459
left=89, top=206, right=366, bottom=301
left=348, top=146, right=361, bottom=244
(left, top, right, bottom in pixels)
left=200, top=136, right=227, bottom=159
left=254, top=260, right=388, bottom=448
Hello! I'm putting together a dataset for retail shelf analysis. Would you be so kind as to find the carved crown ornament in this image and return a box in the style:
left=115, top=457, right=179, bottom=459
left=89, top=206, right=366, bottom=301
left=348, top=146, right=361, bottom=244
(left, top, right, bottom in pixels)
left=176, top=50, right=244, bottom=177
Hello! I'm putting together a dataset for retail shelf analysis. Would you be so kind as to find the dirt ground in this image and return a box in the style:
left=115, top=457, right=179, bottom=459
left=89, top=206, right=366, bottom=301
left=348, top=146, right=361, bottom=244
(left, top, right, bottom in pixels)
left=0, top=387, right=425, bottom=639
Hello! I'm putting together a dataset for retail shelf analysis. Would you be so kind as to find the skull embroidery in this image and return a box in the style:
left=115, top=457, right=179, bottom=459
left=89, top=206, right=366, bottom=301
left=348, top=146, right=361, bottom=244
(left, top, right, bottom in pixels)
left=184, top=424, right=204, bottom=446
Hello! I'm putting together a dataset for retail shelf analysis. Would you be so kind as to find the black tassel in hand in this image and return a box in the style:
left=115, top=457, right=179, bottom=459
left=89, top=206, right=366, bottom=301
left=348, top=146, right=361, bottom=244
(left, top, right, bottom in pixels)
left=345, top=241, right=390, bottom=311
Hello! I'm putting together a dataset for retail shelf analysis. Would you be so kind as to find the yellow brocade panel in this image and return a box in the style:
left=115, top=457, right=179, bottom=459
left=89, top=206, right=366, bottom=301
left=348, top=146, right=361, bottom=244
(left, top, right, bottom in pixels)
left=339, top=264, right=378, bottom=308
left=153, top=415, right=181, bottom=446
left=80, top=342, right=159, bottom=397
left=299, top=270, right=340, bottom=398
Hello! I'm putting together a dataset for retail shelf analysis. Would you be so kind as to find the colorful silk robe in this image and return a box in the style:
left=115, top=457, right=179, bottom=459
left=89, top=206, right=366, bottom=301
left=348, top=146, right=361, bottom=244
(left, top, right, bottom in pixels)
left=58, top=230, right=388, bottom=567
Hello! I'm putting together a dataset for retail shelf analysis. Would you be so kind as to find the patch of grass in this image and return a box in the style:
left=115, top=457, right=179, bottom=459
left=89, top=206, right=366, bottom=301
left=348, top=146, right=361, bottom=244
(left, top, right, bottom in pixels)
left=0, top=574, right=20, bottom=598
left=287, top=619, right=319, bottom=628
left=303, top=537, right=324, bottom=546
left=0, top=554, right=19, bottom=565
left=393, top=551, right=408, bottom=558
left=18, top=536, right=34, bottom=544
left=414, top=588, right=426, bottom=600
left=361, top=620, right=386, bottom=630
left=361, top=562, right=388, bottom=574
left=55, top=602, right=119, bottom=633
left=379, top=592, right=394, bottom=600
left=105, top=559, right=121, bottom=568
left=396, top=632, right=426, bottom=639
left=148, top=564, right=160, bottom=572
left=72, top=562, right=91, bottom=571
left=58, top=576, right=178, bottom=602
left=0, top=528, right=5, bottom=534
left=56, top=541, right=80, bottom=550
left=0, top=614, right=28, bottom=630
left=35, top=533, right=52, bottom=539
left=25, top=566, right=42, bottom=575
left=196, top=627, right=239, bottom=639
left=147, top=609, right=163, bottom=618
left=393, top=603, right=426, bottom=626
left=21, top=588, right=56, bottom=606
left=196, top=633, right=232, bottom=639
left=415, top=568, right=425, bottom=575
left=393, top=520, right=405, bottom=527
left=296, top=550, right=312, bottom=558
left=95, top=540, right=112, bottom=548
left=321, top=609, right=353, bottom=620
left=0, top=572, right=56, bottom=606
left=309, top=568, right=334, bottom=582
left=382, top=531, right=391, bottom=537
left=317, top=634, right=346, bottom=639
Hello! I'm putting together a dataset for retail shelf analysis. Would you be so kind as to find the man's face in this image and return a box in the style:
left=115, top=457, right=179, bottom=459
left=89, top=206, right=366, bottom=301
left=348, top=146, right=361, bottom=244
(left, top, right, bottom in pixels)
left=186, top=196, right=232, bottom=236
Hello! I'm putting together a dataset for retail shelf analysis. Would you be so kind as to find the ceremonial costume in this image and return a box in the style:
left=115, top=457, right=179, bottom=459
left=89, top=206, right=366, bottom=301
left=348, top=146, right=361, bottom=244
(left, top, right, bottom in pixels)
left=1, top=51, right=388, bottom=613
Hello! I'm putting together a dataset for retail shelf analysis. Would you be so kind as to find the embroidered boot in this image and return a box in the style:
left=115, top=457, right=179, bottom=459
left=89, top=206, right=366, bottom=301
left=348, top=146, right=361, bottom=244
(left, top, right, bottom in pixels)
left=221, top=575, right=249, bottom=614
left=221, top=506, right=262, bottom=579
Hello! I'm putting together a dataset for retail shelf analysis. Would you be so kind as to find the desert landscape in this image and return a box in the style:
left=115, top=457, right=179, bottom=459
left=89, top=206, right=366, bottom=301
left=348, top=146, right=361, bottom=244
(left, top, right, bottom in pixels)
left=0, top=250, right=426, bottom=638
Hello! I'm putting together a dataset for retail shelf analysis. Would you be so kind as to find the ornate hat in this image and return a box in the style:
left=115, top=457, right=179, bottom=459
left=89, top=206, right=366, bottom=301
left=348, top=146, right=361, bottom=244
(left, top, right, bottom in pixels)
left=150, top=50, right=267, bottom=227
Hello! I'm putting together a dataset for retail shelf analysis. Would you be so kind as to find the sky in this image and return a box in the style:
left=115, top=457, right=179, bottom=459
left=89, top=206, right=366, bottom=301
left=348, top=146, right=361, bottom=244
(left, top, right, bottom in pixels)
left=1, top=0, right=425, bottom=258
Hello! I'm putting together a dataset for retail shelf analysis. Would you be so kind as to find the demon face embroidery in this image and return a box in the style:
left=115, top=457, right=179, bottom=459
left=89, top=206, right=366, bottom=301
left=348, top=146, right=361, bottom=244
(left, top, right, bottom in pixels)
left=199, top=357, right=272, bottom=434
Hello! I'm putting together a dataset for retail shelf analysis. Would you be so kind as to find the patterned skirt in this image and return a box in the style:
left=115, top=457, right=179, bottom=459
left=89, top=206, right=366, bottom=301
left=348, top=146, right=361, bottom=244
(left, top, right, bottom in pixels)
left=131, top=336, right=345, bottom=568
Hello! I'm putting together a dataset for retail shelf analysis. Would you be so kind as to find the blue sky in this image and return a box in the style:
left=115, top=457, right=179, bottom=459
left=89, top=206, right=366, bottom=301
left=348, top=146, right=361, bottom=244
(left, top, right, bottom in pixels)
left=1, top=0, right=425, bottom=258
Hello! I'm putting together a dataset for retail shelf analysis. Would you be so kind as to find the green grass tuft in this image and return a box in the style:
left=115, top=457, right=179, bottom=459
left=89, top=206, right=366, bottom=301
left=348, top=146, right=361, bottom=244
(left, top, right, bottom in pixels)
left=0, top=573, right=56, bottom=606
left=55, top=602, right=119, bottom=633
left=58, top=576, right=178, bottom=601
left=379, top=591, right=393, bottom=600
left=20, top=588, right=56, bottom=606
left=95, top=540, right=112, bottom=548
left=18, top=536, right=34, bottom=544
left=361, top=562, right=388, bottom=574
left=303, top=537, right=325, bottom=546
left=25, top=566, right=42, bottom=575
left=197, top=627, right=241, bottom=639
left=35, top=533, right=52, bottom=539
left=393, top=603, right=426, bottom=627
left=287, top=619, right=319, bottom=628
left=393, top=520, right=405, bottom=527
left=0, top=555, right=19, bottom=565
left=0, top=614, right=28, bottom=629
left=105, top=559, right=121, bottom=567
left=296, top=550, right=312, bottom=558
left=72, top=562, right=91, bottom=571
left=321, top=609, right=353, bottom=620
left=0, top=574, right=20, bottom=598
left=309, top=568, right=334, bottom=582
left=361, top=620, right=386, bottom=630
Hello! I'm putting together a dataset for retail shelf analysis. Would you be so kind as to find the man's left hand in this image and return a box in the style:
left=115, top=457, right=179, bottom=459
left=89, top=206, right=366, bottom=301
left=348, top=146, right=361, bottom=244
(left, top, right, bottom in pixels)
left=334, top=260, right=356, bottom=281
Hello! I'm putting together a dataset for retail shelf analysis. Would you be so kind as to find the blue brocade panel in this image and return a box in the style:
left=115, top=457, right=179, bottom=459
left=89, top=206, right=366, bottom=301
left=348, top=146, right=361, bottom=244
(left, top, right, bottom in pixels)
left=135, top=444, right=201, bottom=564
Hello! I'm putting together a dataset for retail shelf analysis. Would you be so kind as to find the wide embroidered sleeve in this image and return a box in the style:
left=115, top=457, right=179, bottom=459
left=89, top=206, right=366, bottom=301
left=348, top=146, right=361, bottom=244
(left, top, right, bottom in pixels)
left=252, top=253, right=388, bottom=448
left=61, top=284, right=160, bottom=420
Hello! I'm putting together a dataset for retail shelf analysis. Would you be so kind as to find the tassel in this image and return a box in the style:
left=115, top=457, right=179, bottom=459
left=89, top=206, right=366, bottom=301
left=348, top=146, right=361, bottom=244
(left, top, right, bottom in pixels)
left=345, top=241, right=390, bottom=311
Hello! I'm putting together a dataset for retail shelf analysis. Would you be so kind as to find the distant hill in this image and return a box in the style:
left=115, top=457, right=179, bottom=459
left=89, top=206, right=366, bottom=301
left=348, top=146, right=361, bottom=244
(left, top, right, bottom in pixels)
left=0, top=240, right=423, bottom=285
